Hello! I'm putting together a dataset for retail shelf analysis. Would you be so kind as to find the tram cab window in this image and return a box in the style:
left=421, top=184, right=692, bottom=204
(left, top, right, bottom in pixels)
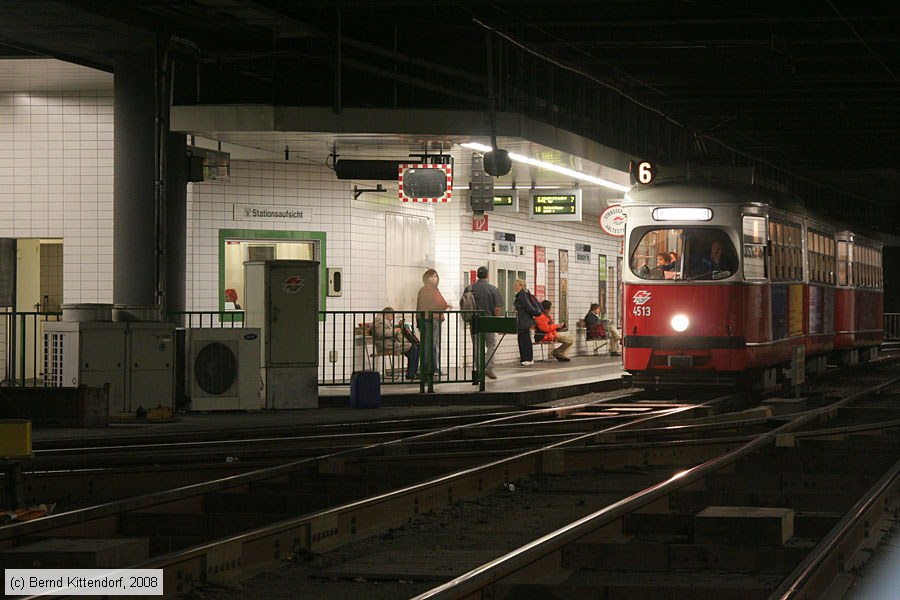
left=630, top=228, right=738, bottom=281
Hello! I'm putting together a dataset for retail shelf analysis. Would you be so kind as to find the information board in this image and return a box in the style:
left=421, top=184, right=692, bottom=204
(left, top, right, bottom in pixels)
left=530, top=189, right=582, bottom=222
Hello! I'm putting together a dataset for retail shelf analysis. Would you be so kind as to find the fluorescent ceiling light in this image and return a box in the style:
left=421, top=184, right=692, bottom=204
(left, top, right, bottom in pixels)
left=461, top=142, right=630, bottom=193
left=456, top=184, right=559, bottom=190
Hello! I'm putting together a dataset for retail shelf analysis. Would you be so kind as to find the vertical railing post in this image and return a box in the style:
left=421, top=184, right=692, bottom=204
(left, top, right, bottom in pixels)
left=421, top=311, right=433, bottom=393
left=17, top=313, right=26, bottom=387
left=8, top=309, right=16, bottom=386
left=478, top=328, right=486, bottom=392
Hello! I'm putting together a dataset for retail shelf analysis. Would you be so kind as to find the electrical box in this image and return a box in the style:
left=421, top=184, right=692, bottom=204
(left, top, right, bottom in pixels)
left=244, top=259, right=319, bottom=409
left=186, top=328, right=262, bottom=411
left=327, top=267, right=343, bottom=297
left=43, top=321, right=175, bottom=415
left=44, top=321, right=127, bottom=412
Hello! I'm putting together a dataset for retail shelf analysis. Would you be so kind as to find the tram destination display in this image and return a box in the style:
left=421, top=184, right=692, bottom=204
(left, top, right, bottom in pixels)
left=530, top=189, right=582, bottom=222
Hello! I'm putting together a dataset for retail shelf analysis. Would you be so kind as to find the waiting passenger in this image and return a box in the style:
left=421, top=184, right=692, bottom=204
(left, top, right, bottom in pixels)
left=534, top=300, right=574, bottom=362
left=372, top=307, right=420, bottom=380
left=584, top=303, right=621, bottom=356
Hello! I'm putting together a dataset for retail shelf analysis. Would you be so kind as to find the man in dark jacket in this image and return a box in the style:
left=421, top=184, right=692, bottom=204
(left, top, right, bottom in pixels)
left=469, top=266, right=503, bottom=380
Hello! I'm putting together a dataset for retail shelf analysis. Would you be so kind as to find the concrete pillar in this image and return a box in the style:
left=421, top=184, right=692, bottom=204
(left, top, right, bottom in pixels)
left=165, top=132, right=186, bottom=313
left=114, top=50, right=158, bottom=306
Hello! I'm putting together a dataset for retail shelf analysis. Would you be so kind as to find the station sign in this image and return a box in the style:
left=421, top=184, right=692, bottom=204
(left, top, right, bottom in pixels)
left=599, top=205, right=626, bottom=237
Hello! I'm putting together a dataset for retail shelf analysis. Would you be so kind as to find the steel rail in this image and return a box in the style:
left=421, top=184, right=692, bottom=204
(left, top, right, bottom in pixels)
left=0, top=391, right=666, bottom=542
left=116, top=399, right=709, bottom=596
left=769, top=459, right=900, bottom=599
left=409, top=376, right=900, bottom=600
left=9, top=395, right=718, bottom=597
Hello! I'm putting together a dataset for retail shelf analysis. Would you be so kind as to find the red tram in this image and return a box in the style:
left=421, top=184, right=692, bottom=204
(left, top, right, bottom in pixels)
left=621, top=165, right=883, bottom=391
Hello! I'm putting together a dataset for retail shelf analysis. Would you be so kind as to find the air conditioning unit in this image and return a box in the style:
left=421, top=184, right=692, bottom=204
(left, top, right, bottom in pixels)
left=186, top=328, right=262, bottom=411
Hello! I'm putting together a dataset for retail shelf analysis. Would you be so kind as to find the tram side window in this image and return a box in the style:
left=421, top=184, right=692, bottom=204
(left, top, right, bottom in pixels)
left=877, top=246, right=884, bottom=288
left=770, top=221, right=782, bottom=280
left=769, top=219, right=803, bottom=283
left=807, top=230, right=832, bottom=284
left=742, top=216, right=766, bottom=280
left=789, top=223, right=802, bottom=281
left=837, top=241, right=849, bottom=286
left=861, top=246, right=870, bottom=287
left=826, top=237, right=836, bottom=284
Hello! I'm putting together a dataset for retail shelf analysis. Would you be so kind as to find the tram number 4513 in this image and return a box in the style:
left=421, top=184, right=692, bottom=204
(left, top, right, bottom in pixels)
left=632, top=306, right=651, bottom=317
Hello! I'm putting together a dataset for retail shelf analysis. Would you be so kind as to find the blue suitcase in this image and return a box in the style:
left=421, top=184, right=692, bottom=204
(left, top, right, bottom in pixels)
left=350, top=371, right=381, bottom=408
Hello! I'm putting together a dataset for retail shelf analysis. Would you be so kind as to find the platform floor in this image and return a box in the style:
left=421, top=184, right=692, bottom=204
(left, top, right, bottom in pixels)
left=30, top=355, right=626, bottom=443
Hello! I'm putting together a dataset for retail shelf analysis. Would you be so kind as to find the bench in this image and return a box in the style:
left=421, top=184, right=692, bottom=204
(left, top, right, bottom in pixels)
left=533, top=328, right=572, bottom=361
left=357, top=322, right=405, bottom=379
left=533, top=335, right=557, bottom=361
left=579, top=318, right=610, bottom=356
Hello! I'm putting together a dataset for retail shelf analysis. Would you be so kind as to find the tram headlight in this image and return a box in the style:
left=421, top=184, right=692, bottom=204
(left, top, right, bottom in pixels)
left=671, top=314, right=689, bottom=332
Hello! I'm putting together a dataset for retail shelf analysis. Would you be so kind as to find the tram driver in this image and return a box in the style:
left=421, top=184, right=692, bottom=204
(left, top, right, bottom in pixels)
left=690, top=237, right=736, bottom=279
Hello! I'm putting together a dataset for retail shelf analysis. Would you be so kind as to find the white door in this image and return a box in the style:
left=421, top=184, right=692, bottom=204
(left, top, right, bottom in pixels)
left=15, top=239, right=40, bottom=380
left=385, top=213, right=430, bottom=310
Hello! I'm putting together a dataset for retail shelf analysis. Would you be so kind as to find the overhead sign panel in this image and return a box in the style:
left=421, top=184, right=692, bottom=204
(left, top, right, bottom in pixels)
left=493, top=190, right=519, bottom=212
left=530, top=189, right=582, bottom=222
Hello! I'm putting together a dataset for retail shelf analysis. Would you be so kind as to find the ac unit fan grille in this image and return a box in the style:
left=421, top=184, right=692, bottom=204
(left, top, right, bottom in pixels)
left=194, top=342, right=238, bottom=395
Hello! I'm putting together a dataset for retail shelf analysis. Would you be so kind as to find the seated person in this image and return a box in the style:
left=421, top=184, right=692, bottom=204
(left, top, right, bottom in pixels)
left=663, top=251, right=680, bottom=278
left=690, top=239, right=736, bottom=279
left=648, top=252, right=669, bottom=279
left=584, top=303, right=621, bottom=356
left=665, top=251, right=680, bottom=271
left=371, top=307, right=420, bottom=379
left=534, top=300, right=575, bottom=362
left=224, top=288, right=242, bottom=310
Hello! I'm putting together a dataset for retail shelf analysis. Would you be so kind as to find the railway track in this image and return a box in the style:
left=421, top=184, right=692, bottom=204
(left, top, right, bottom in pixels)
left=17, top=389, right=692, bottom=508
left=3, top=362, right=898, bottom=599
left=2, top=390, right=731, bottom=593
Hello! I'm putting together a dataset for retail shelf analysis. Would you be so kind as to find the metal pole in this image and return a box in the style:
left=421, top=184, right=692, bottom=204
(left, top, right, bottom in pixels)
left=478, top=330, right=486, bottom=392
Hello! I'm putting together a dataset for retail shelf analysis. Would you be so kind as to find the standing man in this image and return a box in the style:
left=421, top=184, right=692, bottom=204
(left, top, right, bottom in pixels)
left=470, top=266, right=503, bottom=380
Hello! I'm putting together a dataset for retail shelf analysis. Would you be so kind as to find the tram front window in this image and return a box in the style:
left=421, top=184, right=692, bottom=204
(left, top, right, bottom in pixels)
left=630, top=228, right=738, bottom=280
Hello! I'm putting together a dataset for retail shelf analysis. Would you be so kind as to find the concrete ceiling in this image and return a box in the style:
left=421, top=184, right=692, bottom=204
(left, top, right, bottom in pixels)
left=3, top=58, right=630, bottom=216
left=1, top=1, right=899, bottom=228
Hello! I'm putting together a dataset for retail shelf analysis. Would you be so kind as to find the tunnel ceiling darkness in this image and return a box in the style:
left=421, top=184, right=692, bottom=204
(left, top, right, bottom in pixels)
left=0, top=1, right=899, bottom=231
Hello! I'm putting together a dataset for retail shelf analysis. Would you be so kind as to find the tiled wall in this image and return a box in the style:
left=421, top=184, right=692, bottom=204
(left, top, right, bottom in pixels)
left=186, top=160, right=437, bottom=312
left=0, top=91, right=114, bottom=303
left=457, top=200, right=622, bottom=365
left=2, top=89, right=624, bottom=369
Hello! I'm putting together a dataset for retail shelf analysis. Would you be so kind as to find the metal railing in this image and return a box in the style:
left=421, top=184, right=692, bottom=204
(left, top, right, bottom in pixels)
left=171, top=309, right=480, bottom=388
left=1, top=311, right=63, bottom=387
left=167, top=311, right=245, bottom=329
left=6, top=310, right=897, bottom=390
left=318, top=310, right=478, bottom=389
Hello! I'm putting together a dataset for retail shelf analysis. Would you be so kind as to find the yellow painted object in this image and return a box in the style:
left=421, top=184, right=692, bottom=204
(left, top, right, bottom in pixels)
left=0, top=419, right=32, bottom=458
left=146, top=406, right=173, bottom=421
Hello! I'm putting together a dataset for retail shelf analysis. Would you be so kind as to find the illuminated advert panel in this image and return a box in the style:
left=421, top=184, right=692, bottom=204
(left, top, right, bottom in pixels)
left=530, top=189, right=582, bottom=222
